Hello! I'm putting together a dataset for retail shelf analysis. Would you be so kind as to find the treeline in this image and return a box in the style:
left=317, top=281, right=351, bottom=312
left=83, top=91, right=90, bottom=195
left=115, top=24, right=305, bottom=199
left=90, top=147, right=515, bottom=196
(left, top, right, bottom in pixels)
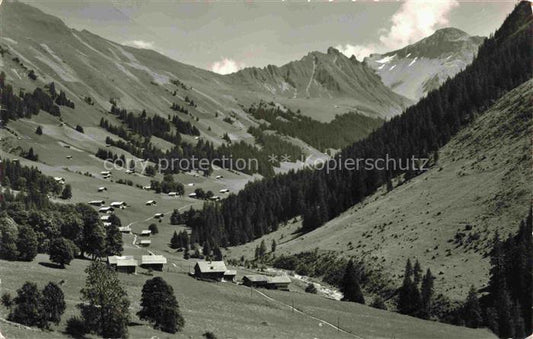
left=110, top=105, right=181, bottom=144
left=103, top=104, right=288, bottom=177
left=100, top=119, right=166, bottom=161
left=0, top=72, right=61, bottom=123
left=171, top=115, right=200, bottom=136
left=95, top=148, right=127, bottom=165
left=186, top=2, right=532, bottom=248
left=149, top=174, right=185, bottom=194
left=170, top=103, right=189, bottom=114
left=247, top=102, right=383, bottom=151
left=218, top=141, right=276, bottom=177
left=248, top=126, right=304, bottom=165
left=474, top=212, right=532, bottom=337
left=47, top=82, right=75, bottom=109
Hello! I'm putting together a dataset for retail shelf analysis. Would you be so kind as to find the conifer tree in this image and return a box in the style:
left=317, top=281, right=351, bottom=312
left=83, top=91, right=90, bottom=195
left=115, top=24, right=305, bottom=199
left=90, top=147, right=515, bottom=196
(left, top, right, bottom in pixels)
left=419, top=268, right=434, bottom=319
left=413, top=260, right=422, bottom=286
left=398, top=259, right=421, bottom=316
left=462, top=286, right=482, bottom=328
left=341, top=259, right=365, bottom=304
left=170, top=231, right=180, bottom=249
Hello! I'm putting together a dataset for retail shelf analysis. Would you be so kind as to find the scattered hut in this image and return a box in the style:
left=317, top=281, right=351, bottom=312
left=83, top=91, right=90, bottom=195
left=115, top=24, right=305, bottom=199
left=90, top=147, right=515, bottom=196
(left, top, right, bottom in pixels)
left=242, top=275, right=269, bottom=288
left=267, top=276, right=291, bottom=291
left=139, top=239, right=151, bottom=247
left=193, top=261, right=228, bottom=281
left=140, top=255, right=167, bottom=271
left=223, top=270, right=237, bottom=282
left=107, top=256, right=137, bottom=274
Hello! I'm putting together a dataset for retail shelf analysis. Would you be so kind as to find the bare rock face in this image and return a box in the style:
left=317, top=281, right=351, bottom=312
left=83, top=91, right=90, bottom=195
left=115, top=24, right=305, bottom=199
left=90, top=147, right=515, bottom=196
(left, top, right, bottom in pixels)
left=365, top=28, right=484, bottom=102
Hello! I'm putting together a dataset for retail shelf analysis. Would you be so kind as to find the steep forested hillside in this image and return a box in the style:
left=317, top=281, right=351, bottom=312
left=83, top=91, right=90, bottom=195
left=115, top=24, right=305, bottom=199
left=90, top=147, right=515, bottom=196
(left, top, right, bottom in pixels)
left=187, top=1, right=532, bottom=248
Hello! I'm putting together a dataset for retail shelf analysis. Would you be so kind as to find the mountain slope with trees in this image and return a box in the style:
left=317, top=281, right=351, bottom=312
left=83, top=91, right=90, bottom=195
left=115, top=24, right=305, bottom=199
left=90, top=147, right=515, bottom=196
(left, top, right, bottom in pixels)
left=187, top=1, right=532, bottom=249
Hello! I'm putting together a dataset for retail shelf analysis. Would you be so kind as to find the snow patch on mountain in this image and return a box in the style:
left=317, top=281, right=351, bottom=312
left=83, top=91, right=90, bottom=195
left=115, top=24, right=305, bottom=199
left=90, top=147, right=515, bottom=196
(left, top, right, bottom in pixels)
left=376, top=55, right=396, bottom=64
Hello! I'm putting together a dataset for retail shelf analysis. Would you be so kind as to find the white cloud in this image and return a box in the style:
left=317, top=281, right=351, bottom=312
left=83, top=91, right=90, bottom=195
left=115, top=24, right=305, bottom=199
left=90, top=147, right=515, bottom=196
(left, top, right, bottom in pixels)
left=335, top=44, right=376, bottom=61
left=209, top=58, right=245, bottom=75
left=336, top=0, right=458, bottom=61
left=123, top=40, right=155, bottom=49
left=379, top=0, right=459, bottom=50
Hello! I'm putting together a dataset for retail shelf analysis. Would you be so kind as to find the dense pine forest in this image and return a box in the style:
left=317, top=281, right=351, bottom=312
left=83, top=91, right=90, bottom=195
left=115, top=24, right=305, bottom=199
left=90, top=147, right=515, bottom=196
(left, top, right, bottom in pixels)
left=186, top=1, right=532, bottom=249
left=246, top=102, right=383, bottom=151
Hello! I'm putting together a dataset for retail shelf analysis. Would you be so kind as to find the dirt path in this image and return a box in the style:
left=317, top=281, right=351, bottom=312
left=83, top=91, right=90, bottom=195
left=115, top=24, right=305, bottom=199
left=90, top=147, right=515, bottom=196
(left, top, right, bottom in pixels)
left=252, top=289, right=364, bottom=339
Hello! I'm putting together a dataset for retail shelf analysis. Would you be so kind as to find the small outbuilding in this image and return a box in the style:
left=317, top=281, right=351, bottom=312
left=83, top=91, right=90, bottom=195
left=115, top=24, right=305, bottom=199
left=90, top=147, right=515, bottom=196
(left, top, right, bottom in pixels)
left=99, top=206, right=114, bottom=214
left=110, top=201, right=126, bottom=209
left=193, top=261, right=228, bottom=281
left=88, top=200, right=105, bottom=206
left=139, top=239, right=151, bottom=247
left=118, top=226, right=131, bottom=233
left=267, top=276, right=291, bottom=291
left=107, top=256, right=137, bottom=274
left=140, top=255, right=167, bottom=271
left=223, top=270, right=237, bottom=282
left=54, top=177, right=65, bottom=184
left=140, top=230, right=151, bottom=237
left=242, top=275, right=269, bottom=288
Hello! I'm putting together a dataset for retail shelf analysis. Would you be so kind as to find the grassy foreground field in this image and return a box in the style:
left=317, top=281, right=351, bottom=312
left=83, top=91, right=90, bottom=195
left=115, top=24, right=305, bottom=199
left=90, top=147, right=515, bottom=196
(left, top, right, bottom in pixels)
left=0, top=254, right=495, bottom=339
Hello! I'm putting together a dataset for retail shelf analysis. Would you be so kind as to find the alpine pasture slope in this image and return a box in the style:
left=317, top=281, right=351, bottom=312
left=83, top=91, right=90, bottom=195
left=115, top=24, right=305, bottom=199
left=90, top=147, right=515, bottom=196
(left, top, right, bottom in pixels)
left=228, top=78, right=532, bottom=301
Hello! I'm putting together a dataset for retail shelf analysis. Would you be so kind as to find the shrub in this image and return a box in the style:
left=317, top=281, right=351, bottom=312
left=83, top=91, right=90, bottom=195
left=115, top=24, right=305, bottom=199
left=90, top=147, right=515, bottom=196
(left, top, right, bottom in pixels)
left=370, top=296, right=387, bottom=310
left=148, top=223, right=159, bottom=235
left=305, top=283, right=317, bottom=294
left=1, top=293, right=13, bottom=307
left=203, top=332, right=218, bottom=339
left=66, top=316, right=87, bottom=338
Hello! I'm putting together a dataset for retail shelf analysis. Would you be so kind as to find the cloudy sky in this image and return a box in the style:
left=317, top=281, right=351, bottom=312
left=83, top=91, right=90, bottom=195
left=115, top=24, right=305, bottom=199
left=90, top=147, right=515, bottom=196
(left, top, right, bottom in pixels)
left=20, top=0, right=515, bottom=74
